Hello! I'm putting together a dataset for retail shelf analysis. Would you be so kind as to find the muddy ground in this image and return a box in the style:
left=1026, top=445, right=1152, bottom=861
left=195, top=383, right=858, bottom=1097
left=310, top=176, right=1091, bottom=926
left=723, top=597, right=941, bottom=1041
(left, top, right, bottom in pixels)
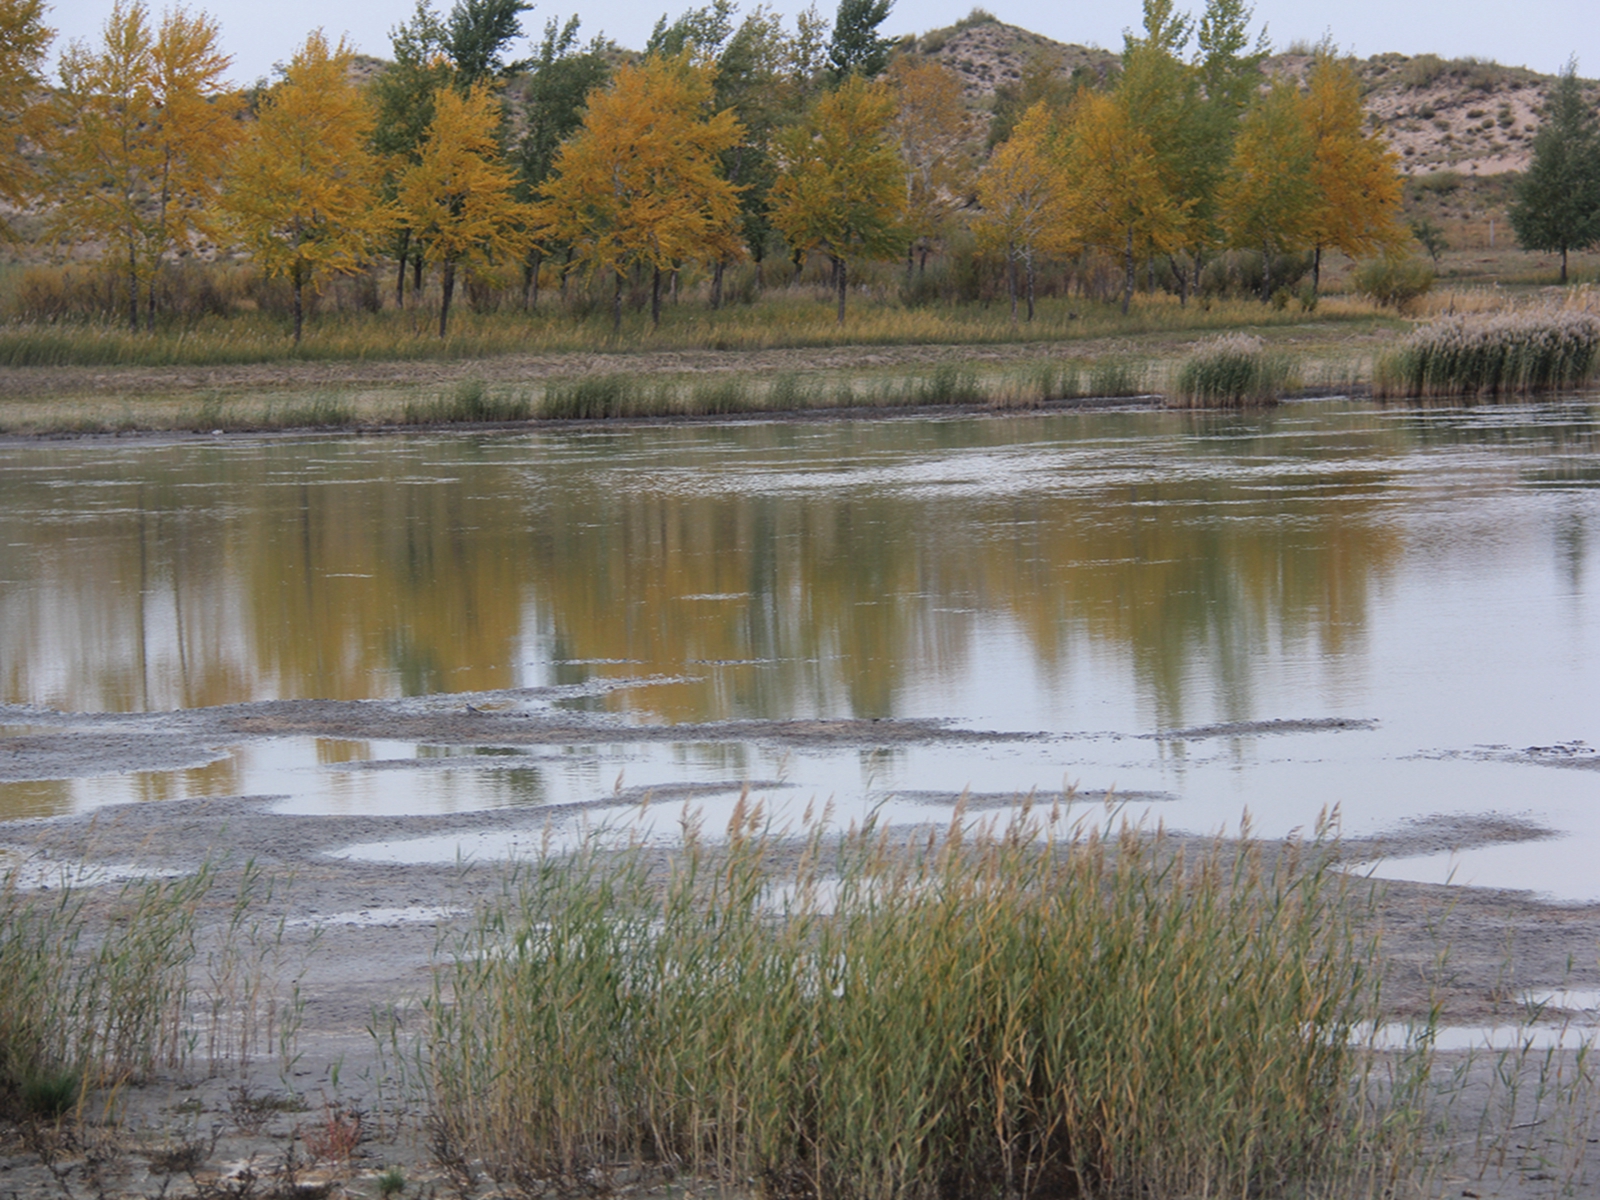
left=4, top=698, right=1600, bottom=1199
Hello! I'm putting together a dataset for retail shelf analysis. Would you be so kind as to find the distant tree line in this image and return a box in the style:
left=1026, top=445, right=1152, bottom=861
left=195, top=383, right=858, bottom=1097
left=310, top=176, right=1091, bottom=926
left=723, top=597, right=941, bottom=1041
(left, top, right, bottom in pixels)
left=7, top=0, right=1590, bottom=340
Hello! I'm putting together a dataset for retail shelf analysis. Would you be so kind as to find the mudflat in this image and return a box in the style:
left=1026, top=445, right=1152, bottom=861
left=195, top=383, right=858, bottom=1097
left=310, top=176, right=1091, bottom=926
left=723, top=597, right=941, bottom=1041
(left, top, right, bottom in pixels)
left=4, top=695, right=1600, bottom=1198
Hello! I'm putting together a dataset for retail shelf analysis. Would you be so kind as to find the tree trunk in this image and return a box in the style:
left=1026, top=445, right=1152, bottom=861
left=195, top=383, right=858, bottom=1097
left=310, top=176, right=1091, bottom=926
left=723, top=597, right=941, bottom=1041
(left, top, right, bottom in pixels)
left=1312, top=244, right=1323, bottom=297
left=613, top=269, right=624, bottom=333
left=1561, top=247, right=1569, bottom=285
left=711, top=261, right=725, bottom=310
left=127, top=247, right=139, bottom=333
left=906, top=243, right=915, bottom=285
left=1171, top=254, right=1188, bottom=307
left=413, top=255, right=424, bottom=298
left=793, top=249, right=804, bottom=285
left=1007, top=247, right=1018, bottom=324
left=1121, top=226, right=1135, bottom=316
left=292, top=276, right=304, bottom=345
left=522, top=248, right=542, bottom=311
left=835, top=256, right=847, bottom=325
left=439, top=258, right=455, bottom=338
left=651, top=266, right=662, bottom=328
left=395, top=229, right=411, bottom=308
left=1026, top=258, right=1036, bottom=323
left=1260, top=239, right=1273, bottom=303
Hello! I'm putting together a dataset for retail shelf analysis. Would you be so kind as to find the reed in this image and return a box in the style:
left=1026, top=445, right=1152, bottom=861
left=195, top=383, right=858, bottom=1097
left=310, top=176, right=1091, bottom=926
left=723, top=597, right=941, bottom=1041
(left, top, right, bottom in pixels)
left=424, top=804, right=1405, bottom=1199
left=1168, top=334, right=1297, bottom=407
left=1373, top=310, right=1600, bottom=399
left=0, top=867, right=212, bottom=1115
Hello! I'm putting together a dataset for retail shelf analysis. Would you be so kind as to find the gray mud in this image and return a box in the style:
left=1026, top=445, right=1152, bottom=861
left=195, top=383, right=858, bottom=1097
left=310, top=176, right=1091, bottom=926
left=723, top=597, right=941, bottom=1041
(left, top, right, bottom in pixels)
left=5, top=701, right=1600, bottom=1199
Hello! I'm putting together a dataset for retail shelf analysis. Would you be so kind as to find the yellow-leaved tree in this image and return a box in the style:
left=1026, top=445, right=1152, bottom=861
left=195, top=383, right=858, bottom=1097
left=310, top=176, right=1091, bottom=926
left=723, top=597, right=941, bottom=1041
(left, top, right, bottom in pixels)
left=52, top=1, right=241, bottom=329
left=223, top=31, right=387, bottom=343
left=536, top=51, right=744, bottom=332
left=1301, top=49, right=1404, bottom=294
left=0, top=0, right=51, bottom=239
left=889, top=56, right=970, bottom=278
left=1060, top=88, right=1188, bottom=315
left=769, top=74, right=905, bottom=324
left=398, top=81, right=530, bottom=337
left=973, top=101, right=1066, bottom=323
left=1219, top=78, right=1316, bottom=302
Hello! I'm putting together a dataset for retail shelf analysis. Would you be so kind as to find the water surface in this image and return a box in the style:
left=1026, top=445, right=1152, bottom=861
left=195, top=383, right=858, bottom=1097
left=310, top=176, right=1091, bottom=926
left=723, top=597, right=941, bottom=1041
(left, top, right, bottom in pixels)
left=2, top=399, right=1596, bottom=896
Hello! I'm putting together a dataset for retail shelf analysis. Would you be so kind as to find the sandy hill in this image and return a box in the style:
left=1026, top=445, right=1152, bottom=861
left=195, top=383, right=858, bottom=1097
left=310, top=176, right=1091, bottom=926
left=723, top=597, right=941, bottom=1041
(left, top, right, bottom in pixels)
left=898, top=14, right=1599, bottom=179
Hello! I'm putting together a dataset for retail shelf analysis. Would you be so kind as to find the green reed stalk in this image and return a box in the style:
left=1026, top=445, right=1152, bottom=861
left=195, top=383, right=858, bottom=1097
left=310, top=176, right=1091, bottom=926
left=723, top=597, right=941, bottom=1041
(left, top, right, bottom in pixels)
left=425, top=804, right=1400, bottom=1199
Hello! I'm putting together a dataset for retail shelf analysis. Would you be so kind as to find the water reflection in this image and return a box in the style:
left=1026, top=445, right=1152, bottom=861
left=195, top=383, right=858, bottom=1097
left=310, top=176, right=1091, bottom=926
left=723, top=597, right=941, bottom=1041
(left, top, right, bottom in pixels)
left=0, top=404, right=1455, bottom=725
left=1, top=399, right=1597, bottom=882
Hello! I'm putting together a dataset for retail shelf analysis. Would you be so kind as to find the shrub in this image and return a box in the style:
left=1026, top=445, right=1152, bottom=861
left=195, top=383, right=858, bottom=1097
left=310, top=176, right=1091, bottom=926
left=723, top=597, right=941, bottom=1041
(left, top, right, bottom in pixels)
left=1354, top=256, right=1436, bottom=312
left=425, top=809, right=1390, bottom=1199
left=1374, top=310, right=1600, bottom=398
left=1169, top=334, right=1296, bottom=407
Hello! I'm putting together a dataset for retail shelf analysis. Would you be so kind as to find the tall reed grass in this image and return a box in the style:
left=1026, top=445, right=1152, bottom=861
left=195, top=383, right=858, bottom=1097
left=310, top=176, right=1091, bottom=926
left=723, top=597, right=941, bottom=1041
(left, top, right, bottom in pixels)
left=1374, top=311, right=1600, bottom=399
left=425, top=803, right=1405, bottom=1199
left=0, top=867, right=211, bottom=1115
left=1168, top=333, right=1297, bottom=407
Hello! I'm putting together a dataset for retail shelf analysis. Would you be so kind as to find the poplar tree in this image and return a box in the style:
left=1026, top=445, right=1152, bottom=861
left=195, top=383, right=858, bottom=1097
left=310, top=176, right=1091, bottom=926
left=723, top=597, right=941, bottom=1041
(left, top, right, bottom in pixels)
left=770, top=74, right=904, bottom=322
left=52, top=1, right=240, bottom=329
left=399, top=82, right=530, bottom=337
left=1062, top=88, right=1188, bottom=315
left=1509, top=63, right=1600, bottom=284
left=1220, top=78, right=1316, bottom=301
left=1301, top=49, right=1404, bottom=294
left=0, top=0, right=51, bottom=239
left=535, top=52, right=745, bottom=331
left=973, top=102, right=1064, bottom=322
left=826, top=0, right=891, bottom=80
left=224, top=32, right=388, bottom=343
left=515, top=15, right=611, bottom=308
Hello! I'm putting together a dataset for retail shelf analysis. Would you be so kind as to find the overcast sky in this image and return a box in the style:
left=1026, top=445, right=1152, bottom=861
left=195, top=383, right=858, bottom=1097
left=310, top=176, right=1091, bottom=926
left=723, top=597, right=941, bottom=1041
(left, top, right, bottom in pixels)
left=43, top=0, right=1600, bottom=88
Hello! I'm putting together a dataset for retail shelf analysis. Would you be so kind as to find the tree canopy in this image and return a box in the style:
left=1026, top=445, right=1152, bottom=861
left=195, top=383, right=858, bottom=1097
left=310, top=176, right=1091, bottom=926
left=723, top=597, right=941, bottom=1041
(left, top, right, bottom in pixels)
left=223, top=31, right=387, bottom=342
left=1509, top=62, right=1600, bottom=284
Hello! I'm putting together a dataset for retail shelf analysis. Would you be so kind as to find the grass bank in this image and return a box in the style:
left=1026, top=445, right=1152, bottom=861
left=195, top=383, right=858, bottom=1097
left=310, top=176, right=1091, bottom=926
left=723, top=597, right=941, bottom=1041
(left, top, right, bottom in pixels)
left=0, top=293, right=1379, bottom=370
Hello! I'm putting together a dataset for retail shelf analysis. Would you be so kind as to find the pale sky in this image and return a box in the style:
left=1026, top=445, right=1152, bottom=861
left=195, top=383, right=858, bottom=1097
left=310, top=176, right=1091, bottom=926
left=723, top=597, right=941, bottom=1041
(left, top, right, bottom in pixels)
left=42, top=0, right=1600, bottom=88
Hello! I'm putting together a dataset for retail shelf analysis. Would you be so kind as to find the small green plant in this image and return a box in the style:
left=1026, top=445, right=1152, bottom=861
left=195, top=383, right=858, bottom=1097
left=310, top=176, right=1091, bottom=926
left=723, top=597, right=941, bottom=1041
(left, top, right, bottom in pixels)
left=19, top=1069, right=80, bottom=1119
left=375, top=1165, right=406, bottom=1197
left=1169, top=334, right=1296, bottom=406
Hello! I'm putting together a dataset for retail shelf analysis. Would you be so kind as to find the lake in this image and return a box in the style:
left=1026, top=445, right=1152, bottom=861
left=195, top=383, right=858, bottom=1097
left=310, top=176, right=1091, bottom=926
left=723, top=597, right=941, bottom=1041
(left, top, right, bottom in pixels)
left=2, top=398, right=1597, bottom=898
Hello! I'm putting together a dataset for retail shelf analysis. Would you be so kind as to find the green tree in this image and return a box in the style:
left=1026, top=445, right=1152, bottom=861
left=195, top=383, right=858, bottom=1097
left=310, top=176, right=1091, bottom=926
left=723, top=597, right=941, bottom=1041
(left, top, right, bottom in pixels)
left=1508, top=62, right=1600, bottom=284
left=399, top=81, right=530, bottom=336
left=770, top=73, right=904, bottom=321
left=445, top=0, right=532, bottom=83
left=1174, top=0, right=1269, bottom=299
left=826, top=0, right=891, bottom=81
left=224, top=32, right=388, bottom=343
left=0, top=0, right=52, bottom=239
left=515, top=14, right=611, bottom=307
left=370, top=1, right=454, bottom=306
left=1219, top=78, right=1316, bottom=301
